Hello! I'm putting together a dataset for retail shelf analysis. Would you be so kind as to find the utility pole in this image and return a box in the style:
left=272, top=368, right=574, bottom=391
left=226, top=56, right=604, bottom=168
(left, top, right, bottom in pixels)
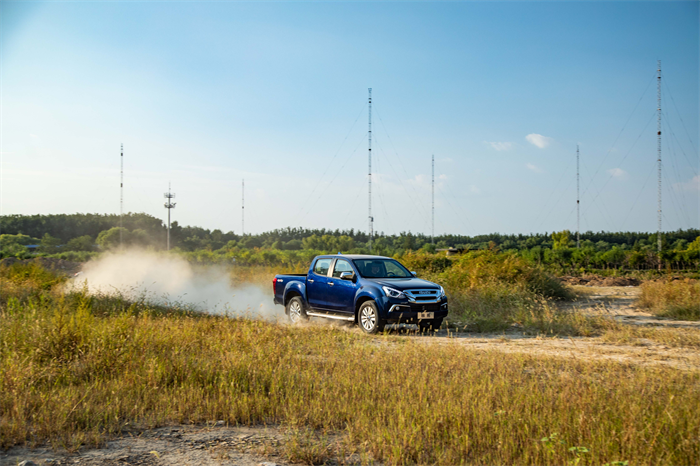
left=368, top=88, right=373, bottom=252
left=242, top=179, right=245, bottom=235
left=576, top=145, right=580, bottom=249
left=120, top=143, right=124, bottom=249
left=657, top=60, right=663, bottom=269
left=164, top=183, right=176, bottom=251
left=432, top=154, right=435, bottom=245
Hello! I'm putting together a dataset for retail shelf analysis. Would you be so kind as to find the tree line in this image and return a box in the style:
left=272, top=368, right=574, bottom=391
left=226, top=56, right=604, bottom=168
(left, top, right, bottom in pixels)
left=0, top=213, right=697, bottom=271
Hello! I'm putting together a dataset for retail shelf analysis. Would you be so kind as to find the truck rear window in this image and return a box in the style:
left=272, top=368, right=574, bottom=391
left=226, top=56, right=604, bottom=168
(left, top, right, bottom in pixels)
left=313, top=258, right=332, bottom=276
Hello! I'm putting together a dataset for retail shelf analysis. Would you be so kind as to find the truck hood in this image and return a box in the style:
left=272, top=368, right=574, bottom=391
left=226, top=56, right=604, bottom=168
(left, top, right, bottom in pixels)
left=366, top=277, right=440, bottom=291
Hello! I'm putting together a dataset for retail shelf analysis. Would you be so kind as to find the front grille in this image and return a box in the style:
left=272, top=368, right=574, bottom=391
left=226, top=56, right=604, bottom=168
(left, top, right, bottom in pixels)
left=404, top=289, right=440, bottom=303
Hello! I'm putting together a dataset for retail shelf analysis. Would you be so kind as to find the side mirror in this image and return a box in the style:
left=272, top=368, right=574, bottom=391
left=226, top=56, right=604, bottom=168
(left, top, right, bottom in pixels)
left=411, top=271, right=417, bottom=277
left=340, top=271, right=355, bottom=281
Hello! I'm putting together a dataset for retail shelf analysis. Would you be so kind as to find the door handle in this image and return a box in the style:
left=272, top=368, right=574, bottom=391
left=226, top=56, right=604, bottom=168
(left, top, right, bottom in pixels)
left=328, top=282, right=334, bottom=286
left=308, top=279, right=314, bottom=283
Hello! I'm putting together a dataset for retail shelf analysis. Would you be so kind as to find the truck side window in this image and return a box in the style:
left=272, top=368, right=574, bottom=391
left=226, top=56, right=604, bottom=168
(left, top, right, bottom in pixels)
left=331, top=259, right=353, bottom=278
left=313, top=258, right=332, bottom=276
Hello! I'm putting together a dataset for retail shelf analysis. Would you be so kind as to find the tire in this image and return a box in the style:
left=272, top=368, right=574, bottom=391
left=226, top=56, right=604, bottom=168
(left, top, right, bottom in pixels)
left=419, top=318, right=443, bottom=333
left=358, top=300, right=385, bottom=334
left=286, top=296, right=307, bottom=324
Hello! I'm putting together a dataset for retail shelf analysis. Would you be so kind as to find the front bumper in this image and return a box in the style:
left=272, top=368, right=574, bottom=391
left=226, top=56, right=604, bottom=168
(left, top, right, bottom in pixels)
left=379, top=297, right=449, bottom=323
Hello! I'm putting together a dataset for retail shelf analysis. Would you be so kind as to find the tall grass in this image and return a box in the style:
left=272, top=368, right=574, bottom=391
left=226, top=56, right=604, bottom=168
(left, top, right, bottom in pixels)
left=1, top=276, right=698, bottom=464
left=637, top=279, right=700, bottom=321
left=403, top=251, right=582, bottom=334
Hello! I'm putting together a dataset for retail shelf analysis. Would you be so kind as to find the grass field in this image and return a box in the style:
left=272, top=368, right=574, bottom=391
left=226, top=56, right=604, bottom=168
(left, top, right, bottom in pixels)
left=1, top=262, right=699, bottom=465
left=637, top=279, right=700, bottom=321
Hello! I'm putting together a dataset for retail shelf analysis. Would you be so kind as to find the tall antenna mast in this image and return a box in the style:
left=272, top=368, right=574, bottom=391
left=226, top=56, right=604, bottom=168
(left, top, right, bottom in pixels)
left=368, top=88, right=373, bottom=252
left=576, top=145, right=580, bottom=249
left=120, top=143, right=123, bottom=249
left=657, top=60, right=662, bottom=267
left=432, top=154, right=435, bottom=245
left=164, top=183, right=176, bottom=251
left=242, top=179, right=245, bottom=235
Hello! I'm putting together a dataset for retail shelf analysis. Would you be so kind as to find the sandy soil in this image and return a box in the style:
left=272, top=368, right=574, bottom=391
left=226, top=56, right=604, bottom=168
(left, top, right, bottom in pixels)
left=0, top=425, right=301, bottom=466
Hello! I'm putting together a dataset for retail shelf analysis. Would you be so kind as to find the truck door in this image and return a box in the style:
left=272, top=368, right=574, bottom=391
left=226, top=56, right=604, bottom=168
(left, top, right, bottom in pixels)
left=306, top=258, right=332, bottom=310
left=326, top=259, right=357, bottom=314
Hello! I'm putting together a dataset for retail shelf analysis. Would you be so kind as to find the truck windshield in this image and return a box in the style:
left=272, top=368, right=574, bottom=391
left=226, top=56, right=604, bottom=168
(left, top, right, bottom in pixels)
left=352, top=259, right=412, bottom=278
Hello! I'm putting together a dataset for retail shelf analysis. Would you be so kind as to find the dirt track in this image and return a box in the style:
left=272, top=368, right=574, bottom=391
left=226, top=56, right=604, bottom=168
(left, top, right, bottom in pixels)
left=0, top=425, right=301, bottom=466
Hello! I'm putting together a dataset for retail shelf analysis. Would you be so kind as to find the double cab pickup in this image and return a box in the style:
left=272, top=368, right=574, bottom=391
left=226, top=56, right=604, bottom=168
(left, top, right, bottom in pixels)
left=273, top=254, right=448, bottom=334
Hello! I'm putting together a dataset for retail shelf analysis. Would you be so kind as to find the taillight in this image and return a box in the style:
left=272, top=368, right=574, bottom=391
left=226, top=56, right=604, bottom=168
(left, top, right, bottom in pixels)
left=272, top=277, right=277, bottom=294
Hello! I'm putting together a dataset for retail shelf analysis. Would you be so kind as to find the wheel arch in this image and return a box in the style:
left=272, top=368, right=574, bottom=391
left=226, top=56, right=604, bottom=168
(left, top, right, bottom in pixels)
left=283, top=282, right=307, bottom=308
left=354, top=296, right=376, bottom=323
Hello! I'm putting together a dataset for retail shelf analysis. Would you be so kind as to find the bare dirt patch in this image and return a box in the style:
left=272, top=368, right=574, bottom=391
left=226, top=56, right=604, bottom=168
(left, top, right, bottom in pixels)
left=558, top=274, right=641, bottom=287
left=0, top=425, right=307, bottom=466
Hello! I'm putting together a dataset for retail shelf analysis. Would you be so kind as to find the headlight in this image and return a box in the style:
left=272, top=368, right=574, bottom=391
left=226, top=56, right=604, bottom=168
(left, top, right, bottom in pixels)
left=438, top=286, right=446, bottom=298
left=382, top=286, right=406, bottom=299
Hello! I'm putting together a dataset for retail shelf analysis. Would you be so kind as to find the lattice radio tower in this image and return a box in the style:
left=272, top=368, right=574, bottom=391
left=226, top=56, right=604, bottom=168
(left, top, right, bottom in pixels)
left=657, top=60, right=663, bottom=265
left=164, top=183, right=176, bottom=251
left=242, top=179, right=245, bottom=235
left=120, top=143, right=124, bottom=249
left=576, top=145, right=580, bottom=249
left=368, top=88, right=373, bottom=252
left=432, top=154, right=435, bottom=244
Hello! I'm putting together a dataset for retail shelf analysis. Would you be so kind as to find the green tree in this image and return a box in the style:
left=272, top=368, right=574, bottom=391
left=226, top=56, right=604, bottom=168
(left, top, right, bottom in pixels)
left=65, top=235, right=94, bottom=252
left=96, top=227, right=128, bottom=250
left=551, top=230, right=571, bottom=249
left=38, top=233, right=62, bottom=253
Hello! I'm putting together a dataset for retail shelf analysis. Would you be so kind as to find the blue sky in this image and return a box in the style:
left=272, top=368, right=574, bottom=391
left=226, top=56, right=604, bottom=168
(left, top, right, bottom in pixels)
left=1, top=0, right=698, bottom=236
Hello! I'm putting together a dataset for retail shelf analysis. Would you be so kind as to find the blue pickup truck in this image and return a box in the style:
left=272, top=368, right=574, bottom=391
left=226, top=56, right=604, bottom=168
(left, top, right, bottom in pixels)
left=273, top=254, right=448, bottom=334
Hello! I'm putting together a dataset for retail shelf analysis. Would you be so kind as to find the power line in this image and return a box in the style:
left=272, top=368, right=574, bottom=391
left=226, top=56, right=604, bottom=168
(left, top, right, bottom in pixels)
left=289, top=101, right=367, bottom=225
left=372, top=134, right=431, bottom=232
left=374, top=106, right=433, bottom=222
left=579, top=72, right=656, bottom=201
left=296, top=132, right=367, bottom=225
left=620, top=160, right=657, bottom=230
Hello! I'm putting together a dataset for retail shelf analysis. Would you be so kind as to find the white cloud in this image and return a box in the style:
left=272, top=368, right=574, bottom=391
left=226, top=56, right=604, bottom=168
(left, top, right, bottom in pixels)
left=485, top=141, right=513, bottom=151
left=525, top=133, right=553, bottom=149
left=438, top=174, right=447, bottom=180
left=470, top=185, right=481, bottom=194
left=29, top=134, right=39, bottom=139
left=674, top=175, right=700, bottom=192
left=608, top=168, right=627, bottom=179
left=526, top=163, right=543, bottom=173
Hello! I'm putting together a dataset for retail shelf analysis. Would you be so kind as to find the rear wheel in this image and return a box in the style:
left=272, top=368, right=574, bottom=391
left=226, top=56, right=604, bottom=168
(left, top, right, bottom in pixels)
left=419, top=318, right=443, bottom=333
left=358, top=300, right=385, bottom=334
left=286, top=296, right=307, bottom=324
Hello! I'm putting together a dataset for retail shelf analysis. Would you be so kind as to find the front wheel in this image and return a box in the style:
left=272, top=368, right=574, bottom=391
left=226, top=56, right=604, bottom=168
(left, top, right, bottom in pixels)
left=358, top=300, right=385, bottom=334
left=286, top=296, right=307, bottom=324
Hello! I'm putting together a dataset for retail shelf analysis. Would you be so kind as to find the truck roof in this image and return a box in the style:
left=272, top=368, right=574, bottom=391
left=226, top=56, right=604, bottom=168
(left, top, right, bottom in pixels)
left=319, top=254, right=391, bottom=260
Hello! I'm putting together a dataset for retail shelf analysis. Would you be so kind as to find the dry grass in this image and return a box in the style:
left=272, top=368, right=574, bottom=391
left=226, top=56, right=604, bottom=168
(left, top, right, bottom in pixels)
left=637, top=279, right=700, bottom=321
left=2, top=284, right=699, bottom=465
left=600, top=324, right=700, bottom=349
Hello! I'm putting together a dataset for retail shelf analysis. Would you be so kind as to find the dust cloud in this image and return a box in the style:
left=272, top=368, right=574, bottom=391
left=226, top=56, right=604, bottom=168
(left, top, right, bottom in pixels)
left=70, top=251, right=279, bottom=320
